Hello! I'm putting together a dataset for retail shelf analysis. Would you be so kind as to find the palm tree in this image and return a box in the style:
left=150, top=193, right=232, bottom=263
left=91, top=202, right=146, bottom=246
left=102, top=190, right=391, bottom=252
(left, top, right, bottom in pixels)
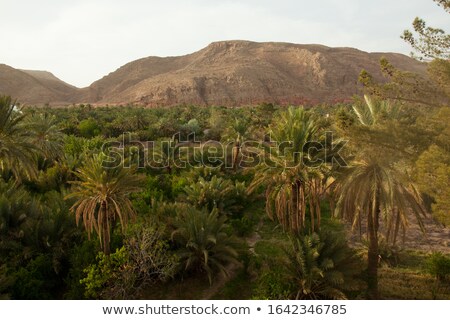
left=25, top=113, right=64, bottom=162
left=249, top=107, right=328, bottom=233
left=284, top=231, right=361, bottom=299
left=223, top=117, right=251, bottom=170
left=0, top=95, right=37, bottom=180
left=333, top=158, right=425, bottom=298
left=333, top=95, right=427, bottom=298
left=352, top=95, right=399, bottom=126
left=151, top=137, right=187, bottom=174
left=66, top=153, right=143, bottom=255
left=171, top=207, right=240, bottom=284
left=183, top=175, right=237, bottom=215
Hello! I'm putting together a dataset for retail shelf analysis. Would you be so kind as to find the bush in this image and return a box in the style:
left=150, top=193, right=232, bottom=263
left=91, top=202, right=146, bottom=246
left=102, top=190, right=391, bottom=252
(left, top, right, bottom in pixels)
left=81, top=224, right=177, bottom=299
left=11, top=255, right=60, bottom=299
left=253, top=267, right=291, bottom=300
left=78, top=118, right=100, bottom=138
left=425, top=252, right=450, bottom=282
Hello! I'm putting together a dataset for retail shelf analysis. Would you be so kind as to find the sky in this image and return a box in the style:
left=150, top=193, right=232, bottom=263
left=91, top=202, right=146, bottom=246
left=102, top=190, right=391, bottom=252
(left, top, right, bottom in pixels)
left=1, top=0, right=448, bottom=88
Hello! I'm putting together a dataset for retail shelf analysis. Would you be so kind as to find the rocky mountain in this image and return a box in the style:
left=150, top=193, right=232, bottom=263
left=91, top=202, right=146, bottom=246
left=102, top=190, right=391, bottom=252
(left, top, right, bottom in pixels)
left=0, top=41, right=427, bottom=106
left=0, top=64, right=77, bottom=105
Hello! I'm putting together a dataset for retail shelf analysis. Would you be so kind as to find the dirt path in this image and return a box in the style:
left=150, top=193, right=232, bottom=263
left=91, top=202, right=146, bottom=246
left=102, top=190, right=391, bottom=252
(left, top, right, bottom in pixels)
left=402, top=215, right=450, bottom=253
left=201, top=263, right=240, bottom=300
left=348, top=213, right=450, bottom=253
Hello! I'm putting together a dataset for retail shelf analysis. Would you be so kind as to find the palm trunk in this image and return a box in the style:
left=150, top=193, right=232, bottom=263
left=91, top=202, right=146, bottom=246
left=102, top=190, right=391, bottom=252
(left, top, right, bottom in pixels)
left=300, top=184, right=306, bottom=230
left=291, top=181, right=299, bottom=232
left=232, top=142, right=240, bottom=170
left=393, top=209, right=401, bottom=245
left=367, top=188, right=380, bottom=299
left=309, top=194, right=315, bottom=233
left=101, top=202, right=111, bottom=255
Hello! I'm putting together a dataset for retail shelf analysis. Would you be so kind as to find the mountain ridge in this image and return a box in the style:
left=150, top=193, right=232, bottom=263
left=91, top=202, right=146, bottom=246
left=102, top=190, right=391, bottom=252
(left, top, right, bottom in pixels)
left=0, top=41, right=427, bottom=106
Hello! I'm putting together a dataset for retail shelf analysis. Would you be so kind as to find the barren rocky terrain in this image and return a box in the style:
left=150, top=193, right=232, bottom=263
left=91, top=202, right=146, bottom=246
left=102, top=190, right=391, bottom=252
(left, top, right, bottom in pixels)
left=0, top=41, right=427, bottom=106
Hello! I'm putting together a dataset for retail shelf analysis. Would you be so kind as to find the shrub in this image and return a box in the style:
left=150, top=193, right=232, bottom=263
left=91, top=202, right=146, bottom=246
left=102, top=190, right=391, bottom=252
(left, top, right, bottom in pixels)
left=78, top=118, right=100, bottom=138
left=81, top=224, right=177, bottom=299
left=253, top=267, right=291, bottom=300
left=425, top=252, right=450, bottom=282
left=357, top=236, right=403, bottom=267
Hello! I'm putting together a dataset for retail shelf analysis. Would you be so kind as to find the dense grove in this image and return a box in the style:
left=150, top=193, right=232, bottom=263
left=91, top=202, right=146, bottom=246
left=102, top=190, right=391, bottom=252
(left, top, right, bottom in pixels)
left=0, top=93, right=449, bottom=299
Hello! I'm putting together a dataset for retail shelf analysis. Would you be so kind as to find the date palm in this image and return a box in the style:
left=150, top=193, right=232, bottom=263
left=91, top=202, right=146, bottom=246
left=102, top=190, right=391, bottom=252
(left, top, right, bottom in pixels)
left=352, top=95, right=399, bottom=127
left=66, top=153, right=143, bottom=255
left=285, top=231, right=361, bottom=300
left=223, top=117, right=251, bottom=170
left=25, top=113, right=64, bottom=162
left=249, top=107, right=328, bottom=233
left=171, top=207, right=240, bottom=284
left=0, top=95, right=37, bottom=180
left=333, top=158, right=425, bottom=299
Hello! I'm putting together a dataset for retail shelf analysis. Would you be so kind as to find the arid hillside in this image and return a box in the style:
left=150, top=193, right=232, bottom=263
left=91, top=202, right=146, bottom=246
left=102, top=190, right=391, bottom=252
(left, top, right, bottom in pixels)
left=0, top=64, right=77, bottom=105
left=0, top=41, right=427, bottom=106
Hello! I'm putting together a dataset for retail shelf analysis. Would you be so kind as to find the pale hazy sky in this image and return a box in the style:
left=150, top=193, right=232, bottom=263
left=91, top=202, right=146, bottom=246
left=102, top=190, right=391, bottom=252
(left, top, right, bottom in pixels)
left=1, top=0, right=448, bottom=87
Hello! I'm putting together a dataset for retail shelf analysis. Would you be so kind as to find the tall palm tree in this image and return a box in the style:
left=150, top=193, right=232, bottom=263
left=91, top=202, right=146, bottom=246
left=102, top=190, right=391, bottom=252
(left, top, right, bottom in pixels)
left=66, top=153, right=143, bottom=255
left=249, top=107, right=328, bottom=233
left=0, top=95, right=37, bottom=180
left=333, top=158, right=425, bottom=299
left=333, top=95, right=427, bottom=298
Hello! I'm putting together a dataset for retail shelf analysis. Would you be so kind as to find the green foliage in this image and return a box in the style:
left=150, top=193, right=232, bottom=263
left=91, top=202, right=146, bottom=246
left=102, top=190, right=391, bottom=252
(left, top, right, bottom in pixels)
left=335, top=107, right=355, bottom=130
left=230, top=216, right=254, bottom=236
left=0, top=95, right=37, bottom=180
left=81, top=223, right=176, bottom=299
left=356, top=236, right=403, bottom=267
left=66, top=152, right=144, bottom=254
left=11, top=255, right=60, bottom=299
left=415, top=144, right=450, bottom=226
left=65, top=240, right=98, bottom=299
left=1, top=94, right=448, bottom=300
left=181, top=118, right=201, bottom=137
left=0, top=264, right=14, bottom=299
left=63, top=135, right=106, bottom=158
left=81, top=247, right=128, bottom=298
left=252, top=267, right=291, bottom=300
left=78, top=118, right=100, bottom=138
left=172, top=207, right=241, bottom=284
left=183, top=175, right=248, bottom=216
left=284, top=231, right=362, bottom=300
left=249, top=106, right=329, bottom=233
left=425, top=252, right=450, bottom=282
left=25, top=113, right=64, bottom=161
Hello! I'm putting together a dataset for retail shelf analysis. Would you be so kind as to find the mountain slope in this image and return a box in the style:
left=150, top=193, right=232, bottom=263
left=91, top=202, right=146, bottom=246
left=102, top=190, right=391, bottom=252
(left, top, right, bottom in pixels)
left=0, top=64, right=77, bottom=105
left=86, top=41, right=427, bottom=106
left=0, top=41, right=427, bottom=106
